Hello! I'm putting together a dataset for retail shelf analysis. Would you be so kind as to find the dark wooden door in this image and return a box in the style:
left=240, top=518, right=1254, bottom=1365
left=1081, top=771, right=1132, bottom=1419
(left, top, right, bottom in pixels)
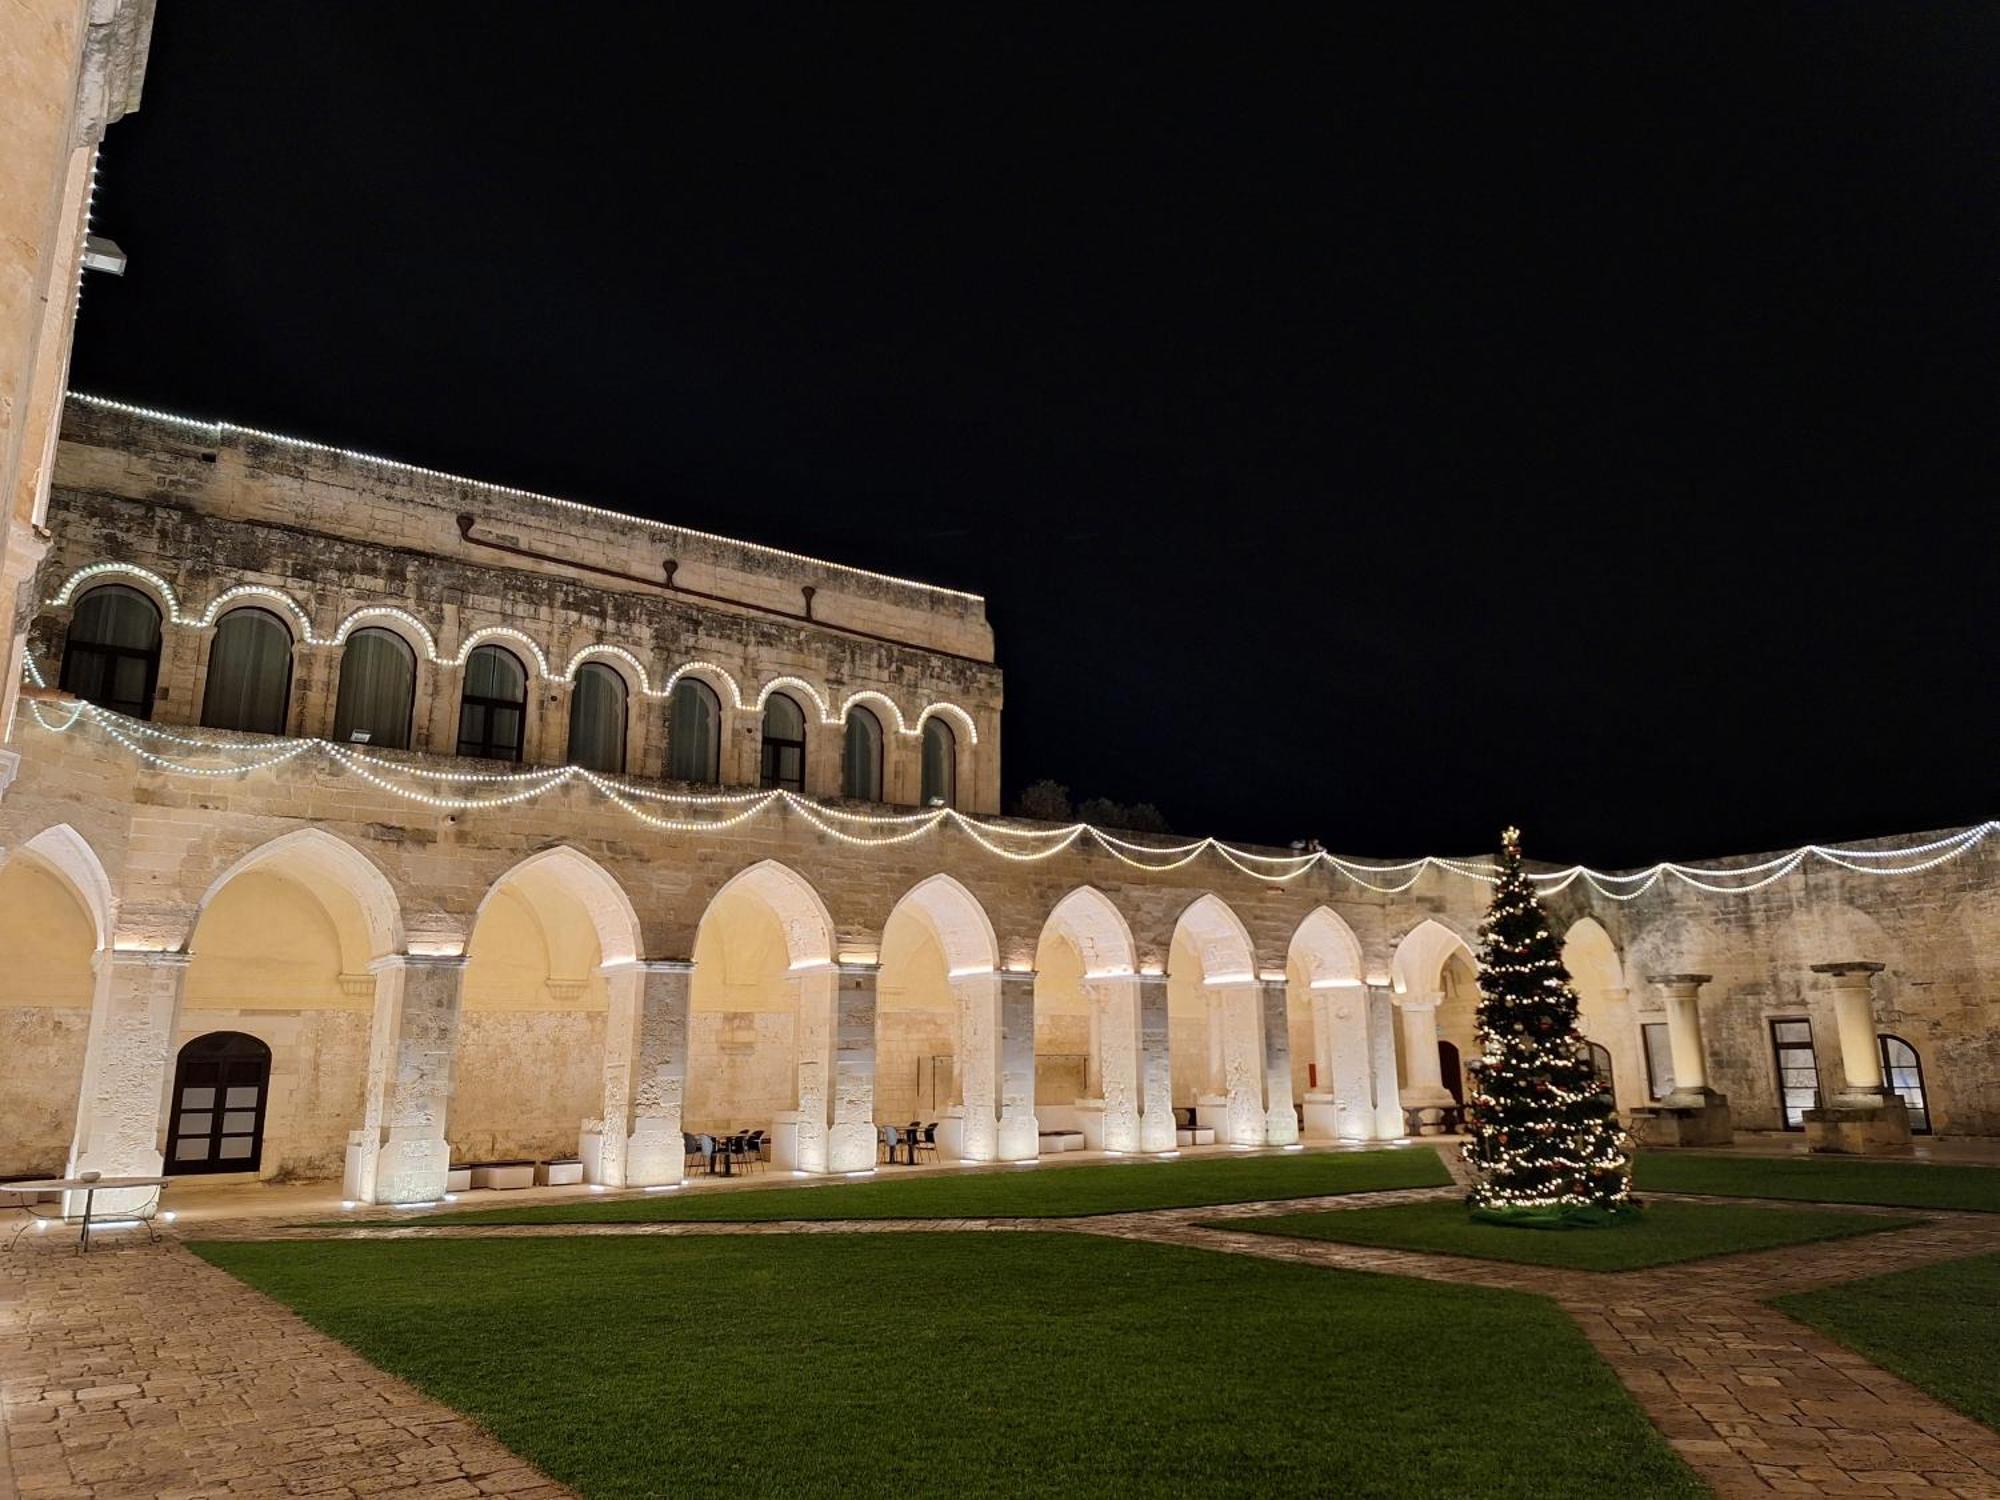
left=165, top=1032, right=272, bottom=1174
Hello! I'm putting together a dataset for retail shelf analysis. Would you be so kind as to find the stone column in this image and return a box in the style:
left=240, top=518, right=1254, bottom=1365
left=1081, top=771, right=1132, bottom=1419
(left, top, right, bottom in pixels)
left=1261, top=978, right=1298, bottom=1145
left=289, top=640, right=340, bottom=740
left=350, top=954, right=466, bottom=1205
left=1303, top=984, right=1373, bottom=1140
left=1803, top=962, right=1909, bottom=1152
left=1085, top=999, right=1104, bottom=1098
left=995, top=969, right=1039, bottom=1160
left=1091, top=975, right=1142, bottom=1153
left=65, top=950, right=188, bottom=1216
left=1204, top=982, right=1267, bottom=1146
left=597, top=960, right=691, bottom=1187
left=1395, top=992, right=1453, bottom=1108
left=1631, top=974, right=1733, bottom=1147
left=1366, top=985, right=1403, bottom=1138
left=528, top=678, right=570, bottom=767
left=945, top=970, right=1003, bottom=1162
left=798, top=962, right=878, bottom=1173
left=1135, top=974, right=1177, bottom=1152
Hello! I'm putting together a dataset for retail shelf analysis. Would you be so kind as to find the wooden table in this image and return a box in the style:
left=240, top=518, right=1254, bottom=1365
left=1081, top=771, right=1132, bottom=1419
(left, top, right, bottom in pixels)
left=5, top=1176, right=170, bottom=1253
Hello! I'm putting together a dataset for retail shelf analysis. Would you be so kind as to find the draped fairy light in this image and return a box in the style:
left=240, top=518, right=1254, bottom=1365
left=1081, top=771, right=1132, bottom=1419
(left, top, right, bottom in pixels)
left=1461, top=828, right=1634, bottom=1220
left=15, top=690, right=1997, bottom=894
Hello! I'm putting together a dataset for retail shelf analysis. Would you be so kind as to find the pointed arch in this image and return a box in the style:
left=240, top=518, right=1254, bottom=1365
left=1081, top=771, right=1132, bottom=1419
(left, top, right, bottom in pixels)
left=1169, top=893, right=1258, bottom=985
left=1288, top=906, right=1365, bottom=988
left=7, top=824, right=116, bottom=950
left=886, top=874, right=998, bottom=976
left=474, top=846, right=642, bottom=967
left=193, top=827, right=404, bottom=962
left=1039, top=886, right=1138, bottom=977
left=1390, top=917, right=1476, bottom=996
left=1561, top=916, right=1624, bottom=996
left=700, top=859, right=836, bottom=969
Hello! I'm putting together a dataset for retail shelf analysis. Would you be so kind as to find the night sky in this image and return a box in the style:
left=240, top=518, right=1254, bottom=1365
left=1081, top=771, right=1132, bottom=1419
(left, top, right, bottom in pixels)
left=70, top=6, right=1997, bottom=866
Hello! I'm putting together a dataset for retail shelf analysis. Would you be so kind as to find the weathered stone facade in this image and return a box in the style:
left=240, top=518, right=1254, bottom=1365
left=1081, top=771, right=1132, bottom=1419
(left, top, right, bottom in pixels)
left=0, top=398, right=1992, bottom=1203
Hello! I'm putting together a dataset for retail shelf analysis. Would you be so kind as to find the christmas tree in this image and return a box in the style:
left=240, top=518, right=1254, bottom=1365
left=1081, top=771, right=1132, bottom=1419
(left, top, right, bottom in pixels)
left=1462, top=826, right=1633, bottom=1224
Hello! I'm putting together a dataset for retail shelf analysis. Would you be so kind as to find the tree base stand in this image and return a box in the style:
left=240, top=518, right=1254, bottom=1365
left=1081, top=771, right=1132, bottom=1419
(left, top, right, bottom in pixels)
left=1629, top=1089, right=1733, bottom=1148
left=1803, top=1092, right=1911, bottom=1154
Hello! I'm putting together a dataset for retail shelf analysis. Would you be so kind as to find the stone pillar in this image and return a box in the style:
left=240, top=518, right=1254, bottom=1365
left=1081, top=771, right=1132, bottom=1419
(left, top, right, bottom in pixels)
left=348, top=954, right=465, bottom=1204
left=1091, top=975, right=1142, bottom=1153
left=528, top=677, right=570, bottom=767
left=946, top=970, right=1010, bottom=1162
left=289, top=641, right=340, bottom=740
left=1136, top=974, right=1176, bottom=1152
left=1204, top=982, right=1266, bottom=1145
left=1085, top=1000, right=1103, bottom=1098
left=1305, top=985, right=1372, bottom=1140
left=597, top=960, right=691, bottom=1187
left=1396, top=993, right=1453, bottom=1108
left=65, top=949, right=188, bottom=1216
left=1630, top=974, right=1733, bottom=1147
left=1261, top=979, right=1298, bottom=1145
left=1803, top=962, right=1909, bottom=1153
left=1366, top=985, right=1403, bottom=1138
left=797, top=962, right=878, bottom=1173
left=994, top=969, right=1039, bottom=1160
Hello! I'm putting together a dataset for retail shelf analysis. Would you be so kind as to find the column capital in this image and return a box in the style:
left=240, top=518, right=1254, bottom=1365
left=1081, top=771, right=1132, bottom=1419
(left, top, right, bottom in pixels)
left=1809, top=961, right=1885, bottom=981
left=1646, top=972, right=1712, bottom=991
left=836, top=960, right=882, bottom=979
left=1393, top=989, right=1442, bottom=1012
left=369, top=952, right=468, bottom=973
left=103, top=947, right=191, bottom=970
left=602, top=957, right=695, bottom=975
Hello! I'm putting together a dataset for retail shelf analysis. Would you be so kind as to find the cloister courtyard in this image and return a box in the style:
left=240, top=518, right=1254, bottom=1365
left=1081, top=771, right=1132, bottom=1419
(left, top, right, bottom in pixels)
left=5, top=1139, right=1999, bottom=1498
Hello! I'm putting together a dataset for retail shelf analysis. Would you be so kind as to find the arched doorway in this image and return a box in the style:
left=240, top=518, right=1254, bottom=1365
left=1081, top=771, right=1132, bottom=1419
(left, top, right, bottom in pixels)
left=165, top=1032, right=272, bottom=1174
left=1878, top=1035, right=1931, bottom=1135
left=1437, top=1039, right=1463, bottom=1105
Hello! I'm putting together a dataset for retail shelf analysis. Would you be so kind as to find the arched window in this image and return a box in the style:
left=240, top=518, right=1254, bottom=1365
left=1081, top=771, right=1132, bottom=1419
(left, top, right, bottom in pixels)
left=666, top=677, right=721, bottom=783
left=332, top=628, right=416, bottom=749
left=457, top=644, right=528, bottom=761
left=921, top=716, right=957, bottom=807
left=842, top=707, right=883, bottom=801
left=1878, top=1035, right=1931, bottom=1135
left=165, top=1031, right=272, bottom=1175
left=200, top=608, right=293, bottom=734
left=760, top=692, right=806, bottom=791
left=59, top=584, right=161, bottom=719
left=567, top=661, right=628, bottom=773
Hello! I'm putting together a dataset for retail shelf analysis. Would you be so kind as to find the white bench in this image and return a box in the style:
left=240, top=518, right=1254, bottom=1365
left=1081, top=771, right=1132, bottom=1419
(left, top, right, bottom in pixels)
left=466, top=1161, right=535, bottom=1190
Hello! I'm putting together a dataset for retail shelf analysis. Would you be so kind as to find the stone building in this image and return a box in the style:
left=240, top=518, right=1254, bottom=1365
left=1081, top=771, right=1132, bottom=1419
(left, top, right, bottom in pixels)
left=0, top=396, right=1992, bottom=1207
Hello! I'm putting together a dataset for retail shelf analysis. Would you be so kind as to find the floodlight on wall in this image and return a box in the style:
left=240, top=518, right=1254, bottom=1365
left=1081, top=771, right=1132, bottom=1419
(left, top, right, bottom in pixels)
left=82, top=235, right=126, bottom=275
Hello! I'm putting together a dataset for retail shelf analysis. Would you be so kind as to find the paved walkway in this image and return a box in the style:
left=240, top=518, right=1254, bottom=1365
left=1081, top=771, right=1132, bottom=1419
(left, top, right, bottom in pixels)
left=5, top=1173, right=1999, bottom=1498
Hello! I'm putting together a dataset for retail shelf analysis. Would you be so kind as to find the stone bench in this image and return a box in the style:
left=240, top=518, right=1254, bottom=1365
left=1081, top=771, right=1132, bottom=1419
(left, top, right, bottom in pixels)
left=465, top=1160, right=535, bottom=1190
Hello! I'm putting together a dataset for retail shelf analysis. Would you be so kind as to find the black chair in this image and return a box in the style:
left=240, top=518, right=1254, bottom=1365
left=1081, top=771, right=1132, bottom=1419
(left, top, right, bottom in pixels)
left=918, top=1123, right=939, bottom=1164
left=744, top=1129, right=767, bottom=1168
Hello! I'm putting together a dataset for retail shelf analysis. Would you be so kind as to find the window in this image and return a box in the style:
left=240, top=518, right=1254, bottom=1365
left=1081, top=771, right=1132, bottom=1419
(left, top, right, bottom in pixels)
left=567, top=661, right=628, bottom=772
left=332, top=628, right=416, bottom=749
left=842, top=707, right=883, bottom=801
left=456, top=644, right=528, bottom=761
left=165, top=1031, right=271, bottom=1175
left=200, top=608, right=293, bottom=734
left=1878, top=1035, right=1931, bottom=1135
left=59, top=584, right=161, bottom=719
left=666, top=677, right=721, bottom=783
left=760, top=693, right=806, bottom=791
left=1641, top=1022, right=1675, bottom=1100
left=1770, top=1018, right=1820, bottom=1130
left=921, top=716, right=957, bottom=807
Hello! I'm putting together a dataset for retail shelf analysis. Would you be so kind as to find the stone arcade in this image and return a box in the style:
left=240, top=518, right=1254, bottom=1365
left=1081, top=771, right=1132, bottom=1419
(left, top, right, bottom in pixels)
left=0, top=398, right=1994, bottom=1209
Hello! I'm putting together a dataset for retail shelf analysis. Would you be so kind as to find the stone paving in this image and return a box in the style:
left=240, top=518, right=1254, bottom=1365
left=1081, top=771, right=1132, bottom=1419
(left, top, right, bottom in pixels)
left=4, top=1167, right=1999, bottom=1498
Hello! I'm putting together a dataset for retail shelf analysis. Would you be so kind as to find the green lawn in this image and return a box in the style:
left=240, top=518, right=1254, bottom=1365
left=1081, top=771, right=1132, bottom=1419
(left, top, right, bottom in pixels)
left=1776, top=1253, right=2000, bottom=1432
left=194, top=1233, right=1702, bottom=1499
left=1208, top=1199, right=1921, bottom=1270
left=1633, top=1152, right=2000, bottom=1213
left=403, top=1147, right=1452, bottom=1226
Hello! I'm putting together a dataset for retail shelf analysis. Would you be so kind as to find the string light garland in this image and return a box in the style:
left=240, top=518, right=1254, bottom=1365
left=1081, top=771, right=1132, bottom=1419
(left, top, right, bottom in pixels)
left=43, top=560, right=979, bottom=743
left=16, top=692, right=1992, bottom=898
